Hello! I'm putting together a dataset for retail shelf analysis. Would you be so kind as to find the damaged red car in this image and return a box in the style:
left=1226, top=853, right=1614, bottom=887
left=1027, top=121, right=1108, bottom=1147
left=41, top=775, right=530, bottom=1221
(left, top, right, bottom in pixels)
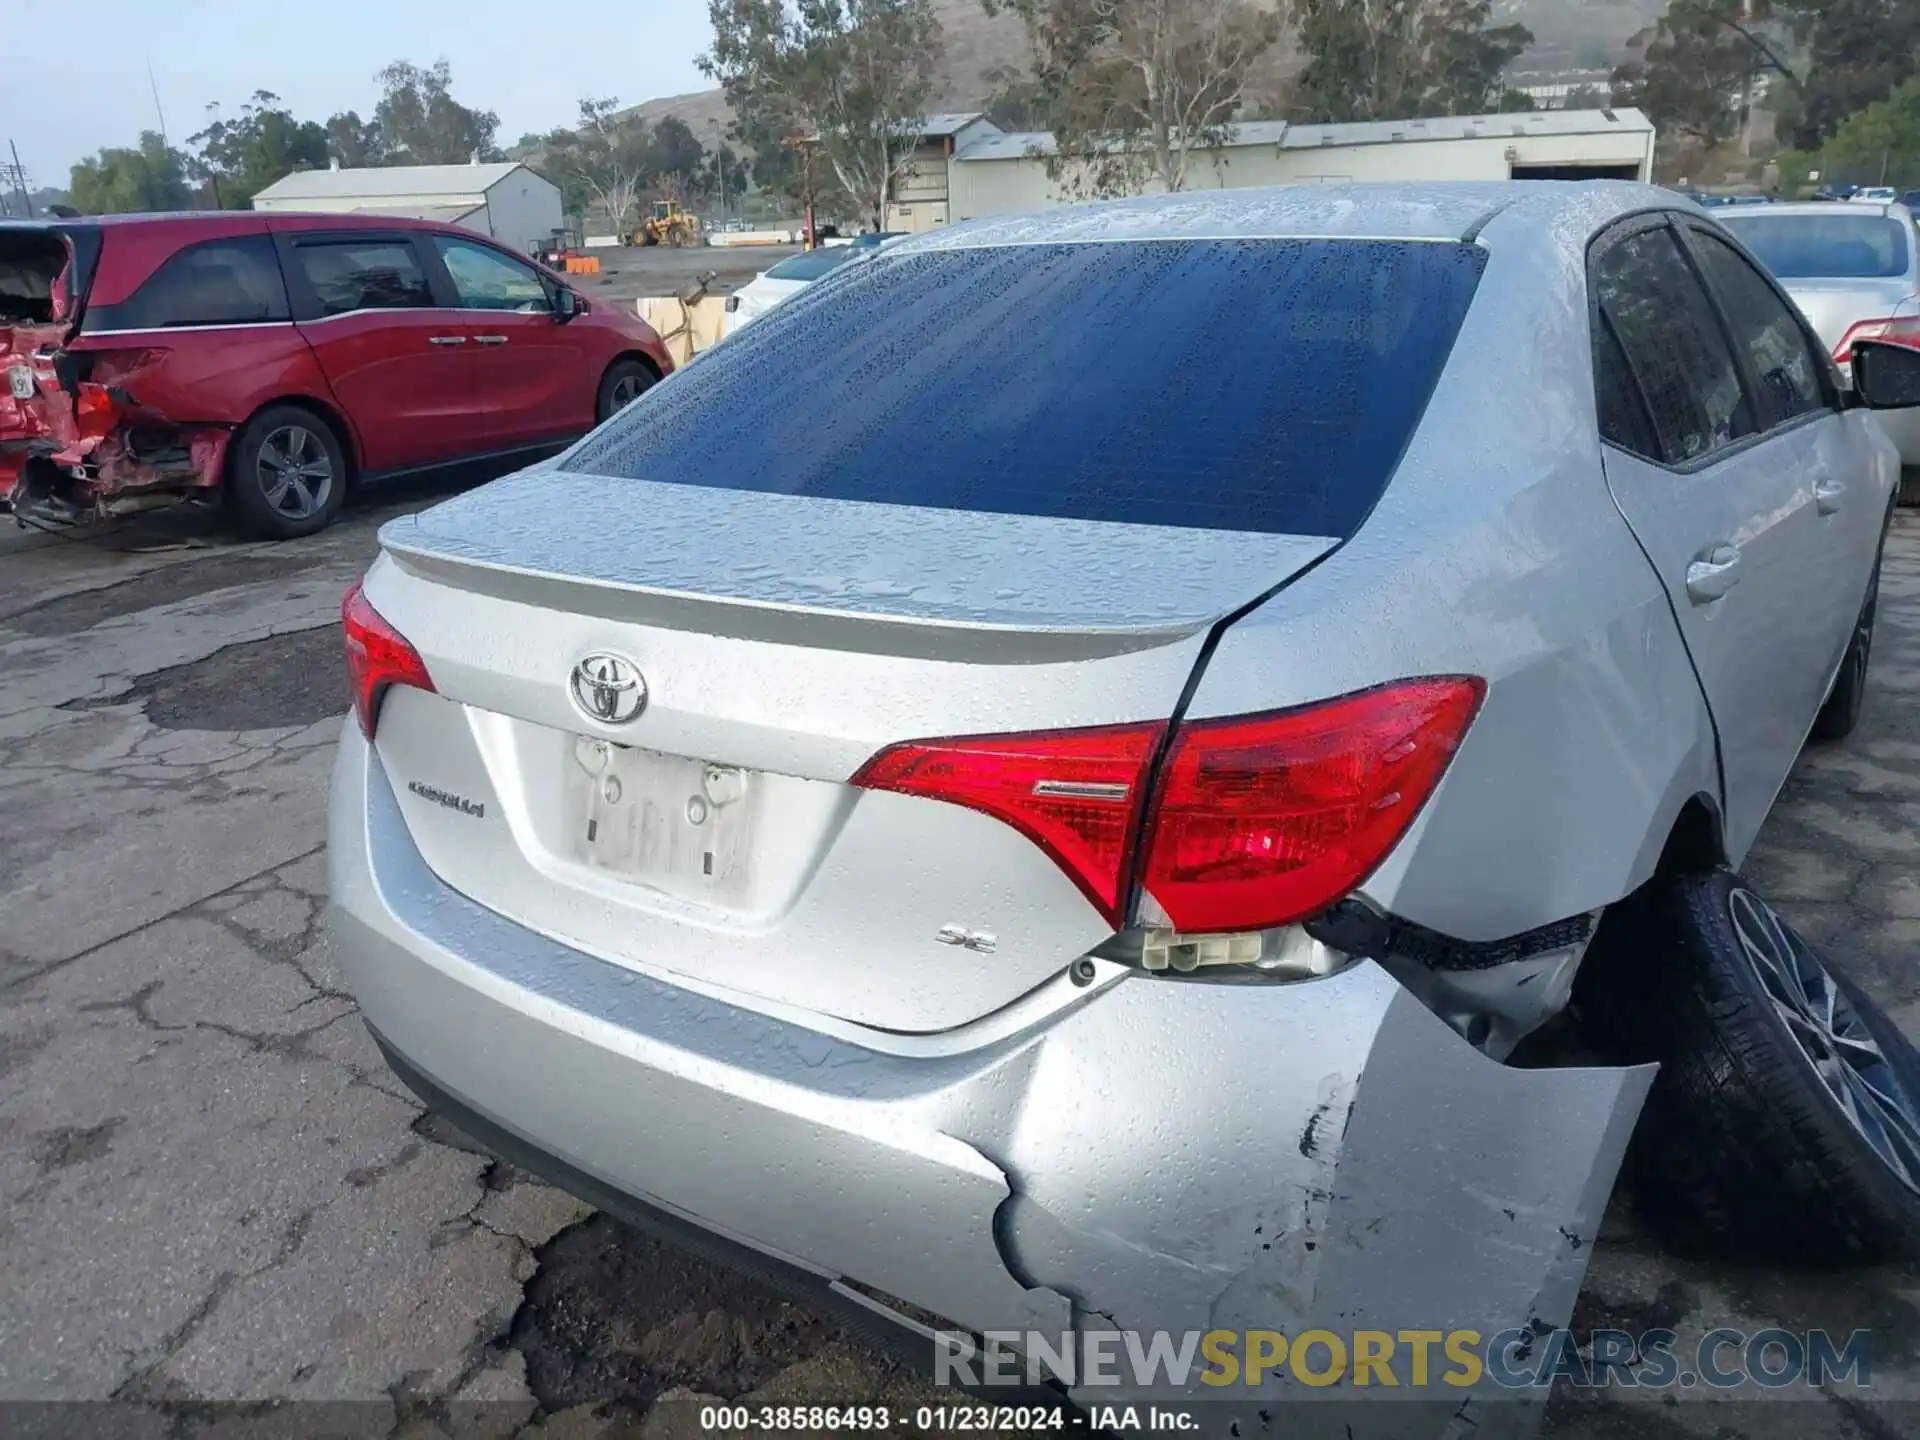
left=1, top=212, right=673, bottom=538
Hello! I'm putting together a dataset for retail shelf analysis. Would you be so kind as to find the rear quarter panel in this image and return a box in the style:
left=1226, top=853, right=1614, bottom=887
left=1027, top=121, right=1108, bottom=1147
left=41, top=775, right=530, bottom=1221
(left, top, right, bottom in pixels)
left=1184, top=216, right=1720, bottom=942
left=67, top=327, right=335, bottom=428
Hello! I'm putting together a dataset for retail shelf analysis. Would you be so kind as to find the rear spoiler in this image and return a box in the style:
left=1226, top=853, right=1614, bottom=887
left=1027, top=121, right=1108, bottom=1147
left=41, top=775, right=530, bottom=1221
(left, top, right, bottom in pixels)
left=378, top=469, right=1340, bottom=665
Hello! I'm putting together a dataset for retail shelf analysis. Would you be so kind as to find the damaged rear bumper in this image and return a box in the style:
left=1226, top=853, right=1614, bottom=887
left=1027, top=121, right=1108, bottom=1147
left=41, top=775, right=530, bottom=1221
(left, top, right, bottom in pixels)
left=327, top=728, right=1653, bottom=1436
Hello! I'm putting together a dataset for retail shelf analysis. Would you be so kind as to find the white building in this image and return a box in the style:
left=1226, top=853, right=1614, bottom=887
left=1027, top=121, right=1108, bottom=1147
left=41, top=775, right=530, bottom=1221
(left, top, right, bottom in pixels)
left=888, top=109, right=1655, bottom=230
left=250, top=161, right=564, bottom=256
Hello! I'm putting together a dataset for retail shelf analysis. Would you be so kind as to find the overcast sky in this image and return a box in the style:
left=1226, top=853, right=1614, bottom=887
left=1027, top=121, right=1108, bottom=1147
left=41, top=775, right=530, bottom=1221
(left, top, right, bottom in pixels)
left=4, top=0, right=716, bottom=188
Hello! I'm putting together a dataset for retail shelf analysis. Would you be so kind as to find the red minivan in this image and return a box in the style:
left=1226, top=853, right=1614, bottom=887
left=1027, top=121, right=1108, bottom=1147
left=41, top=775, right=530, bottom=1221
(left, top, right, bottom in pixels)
left=1, top=212, right=674, bottom=538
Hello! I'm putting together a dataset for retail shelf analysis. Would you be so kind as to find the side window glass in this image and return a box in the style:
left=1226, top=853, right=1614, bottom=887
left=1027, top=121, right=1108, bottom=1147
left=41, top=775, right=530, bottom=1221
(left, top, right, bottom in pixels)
left=1593, top=319, right=1659, bottom=459
left=104, top=235, right=289, bottom=329
left=1592, top=225, right=1754, bottom=465
left=294, top=240, right=434, bottom=316
left=1688, top=228, right=1828, bottom=428
left=432, top=236, right=550, bottom=312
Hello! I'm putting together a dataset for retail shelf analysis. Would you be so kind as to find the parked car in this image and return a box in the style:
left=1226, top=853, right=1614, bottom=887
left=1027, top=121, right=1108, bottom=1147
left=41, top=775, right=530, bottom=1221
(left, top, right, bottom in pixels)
left=1903, top=189, right=1920, bottom=215
left=0, top=211, right=673, bottom=538
left=722, top=244, right=860, bottom=329
left=1853, top=186, right=1900, bottom=204
left=331, top=183, right=1916, bottom=1429
left=1718, top=200, right=1920, bottom=467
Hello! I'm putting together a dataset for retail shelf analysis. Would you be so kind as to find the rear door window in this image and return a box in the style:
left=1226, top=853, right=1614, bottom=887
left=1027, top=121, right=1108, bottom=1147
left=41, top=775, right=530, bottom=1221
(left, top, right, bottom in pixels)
left=1591, top=225, right=1755, bottom=465
left=570, top=238, right=1487, bottom=537
left=85, top=234, right=290, bottom=331
left=1685, top=227, right=1830, bottom=428
left=293, top=239, right=435, bottom=316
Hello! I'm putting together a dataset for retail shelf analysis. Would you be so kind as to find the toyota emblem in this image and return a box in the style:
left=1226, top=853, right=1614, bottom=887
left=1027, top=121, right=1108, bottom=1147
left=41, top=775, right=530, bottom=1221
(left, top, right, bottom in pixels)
left=570, top=652, right=647, bottom=725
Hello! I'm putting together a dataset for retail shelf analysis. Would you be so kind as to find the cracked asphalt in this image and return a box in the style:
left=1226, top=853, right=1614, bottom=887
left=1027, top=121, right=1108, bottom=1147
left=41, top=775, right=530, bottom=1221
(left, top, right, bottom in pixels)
left=2, top=482, right=1919, bottom=1440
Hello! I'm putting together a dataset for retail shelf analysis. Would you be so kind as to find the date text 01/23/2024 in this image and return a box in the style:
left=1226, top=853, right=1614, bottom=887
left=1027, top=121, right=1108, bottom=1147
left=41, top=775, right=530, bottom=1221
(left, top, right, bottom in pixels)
left=693, top=1404, right=1200, bottom=1431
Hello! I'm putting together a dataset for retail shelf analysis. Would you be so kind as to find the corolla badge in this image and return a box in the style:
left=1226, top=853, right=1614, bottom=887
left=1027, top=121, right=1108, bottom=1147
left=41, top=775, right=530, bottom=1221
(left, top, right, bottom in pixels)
left=570, top=652, right=648, bottom=725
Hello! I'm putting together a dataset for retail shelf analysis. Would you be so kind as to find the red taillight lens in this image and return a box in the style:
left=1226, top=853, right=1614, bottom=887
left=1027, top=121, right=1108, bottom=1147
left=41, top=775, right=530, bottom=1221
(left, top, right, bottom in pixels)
left=1139, top=679, right=1484, bottom=933
left=849, top=720, right=1166, bottom=924
left=1834, top=316, right=1920, bottom=364
left=849, top=677, right=1484, bottom=937
left=342, top=579, right=435, bottom=738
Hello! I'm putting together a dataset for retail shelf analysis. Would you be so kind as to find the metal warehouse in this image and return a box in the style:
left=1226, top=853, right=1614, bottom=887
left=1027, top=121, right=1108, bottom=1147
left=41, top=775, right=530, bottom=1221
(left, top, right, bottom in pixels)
left=250, top=160, right=563, bottom=256
left=883, top=108, right=1656, bottom=233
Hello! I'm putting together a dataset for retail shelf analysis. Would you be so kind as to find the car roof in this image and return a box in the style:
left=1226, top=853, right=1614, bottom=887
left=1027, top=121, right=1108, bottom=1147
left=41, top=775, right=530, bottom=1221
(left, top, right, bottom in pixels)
left=0, top=210, right=464, bottom=233
left=891, top=180, right=1682, bottom=254
left=1728, top=201, right=1905, bottom=219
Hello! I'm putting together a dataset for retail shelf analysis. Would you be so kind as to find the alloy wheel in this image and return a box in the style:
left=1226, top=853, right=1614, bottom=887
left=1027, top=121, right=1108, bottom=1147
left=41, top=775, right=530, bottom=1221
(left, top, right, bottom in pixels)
left=609, top=374, right=649, bottom=411
left=256, top=424, right=334, bottom=520
left=1729, top=886, right=1920, bottom=1193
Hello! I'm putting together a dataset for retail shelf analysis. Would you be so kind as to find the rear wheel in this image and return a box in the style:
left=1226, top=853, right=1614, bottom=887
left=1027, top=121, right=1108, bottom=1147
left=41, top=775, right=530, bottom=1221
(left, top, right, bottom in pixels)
left=1577, top=869, right=1920, bottom=1263
left=226, top=404, right=347, bottom=541
left=596, top=360, right=657, bottom=423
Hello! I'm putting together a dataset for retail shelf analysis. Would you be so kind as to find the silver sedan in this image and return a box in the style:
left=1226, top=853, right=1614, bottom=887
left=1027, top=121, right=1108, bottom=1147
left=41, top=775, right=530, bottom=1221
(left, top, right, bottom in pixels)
left=328, top=182, right=1919, bottom=1432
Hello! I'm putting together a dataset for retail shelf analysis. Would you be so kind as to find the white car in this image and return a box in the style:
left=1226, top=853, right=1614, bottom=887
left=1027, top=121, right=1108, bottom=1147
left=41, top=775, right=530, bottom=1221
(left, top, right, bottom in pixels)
left=724, top=247, right=860, bottom=330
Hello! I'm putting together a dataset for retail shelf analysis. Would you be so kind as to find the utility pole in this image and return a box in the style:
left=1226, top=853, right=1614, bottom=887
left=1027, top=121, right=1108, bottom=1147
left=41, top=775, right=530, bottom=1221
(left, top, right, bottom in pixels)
left=3, top=141, right=31, bottom=217
left=147, top=58, right=171, bottom=146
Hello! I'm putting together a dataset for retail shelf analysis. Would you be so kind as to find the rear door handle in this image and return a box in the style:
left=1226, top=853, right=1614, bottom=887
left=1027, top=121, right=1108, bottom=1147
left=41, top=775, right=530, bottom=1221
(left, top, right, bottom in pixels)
left=1685, top=543, right=1743, bottom=604
left=1815, top=477, right=1846, bottom=515
left=473, top=335, right=509, bottom=345
left=428, top=335, right=468, bottom=346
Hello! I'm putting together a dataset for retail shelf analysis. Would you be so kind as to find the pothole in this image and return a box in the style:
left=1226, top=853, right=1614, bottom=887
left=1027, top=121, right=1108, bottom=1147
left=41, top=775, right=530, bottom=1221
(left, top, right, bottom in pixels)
left=508, top=1214, right=902, bottom=1415
left=3, top=551, right=326, bottom=637
left=118, top=626, right=348, bottom=731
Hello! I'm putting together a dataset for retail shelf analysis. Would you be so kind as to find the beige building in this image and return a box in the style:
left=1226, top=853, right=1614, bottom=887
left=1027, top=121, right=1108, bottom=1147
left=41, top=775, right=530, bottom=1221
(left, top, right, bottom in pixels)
left=881, top=108, right=1657, bottom=232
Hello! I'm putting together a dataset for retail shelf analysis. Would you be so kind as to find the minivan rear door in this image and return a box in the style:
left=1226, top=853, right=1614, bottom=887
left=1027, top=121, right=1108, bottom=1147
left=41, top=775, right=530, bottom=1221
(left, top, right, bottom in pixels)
left=273, top=224, right=477, bottom=473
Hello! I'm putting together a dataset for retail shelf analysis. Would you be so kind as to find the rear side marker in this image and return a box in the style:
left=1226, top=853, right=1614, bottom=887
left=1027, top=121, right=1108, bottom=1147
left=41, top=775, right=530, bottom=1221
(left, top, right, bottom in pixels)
left=852, top=677, right=1485, bottom=935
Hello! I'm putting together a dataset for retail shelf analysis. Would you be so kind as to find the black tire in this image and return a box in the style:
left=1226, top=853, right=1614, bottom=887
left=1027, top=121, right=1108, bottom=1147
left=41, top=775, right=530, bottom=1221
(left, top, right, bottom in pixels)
left=1899, top=467, right=1919, bottom=508
left=226, top=404, right=347, bottom=541
left=1576, top=869, right=1920, bottom=1264
left=596, top=359, right=657, bottom=423
left=1810, top=554, right=1877, bottom=741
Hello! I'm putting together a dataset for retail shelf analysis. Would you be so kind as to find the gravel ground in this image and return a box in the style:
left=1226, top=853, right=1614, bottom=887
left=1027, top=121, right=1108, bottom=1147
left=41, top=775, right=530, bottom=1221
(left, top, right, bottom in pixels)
left=2, top=470, right=1918, bottom=1440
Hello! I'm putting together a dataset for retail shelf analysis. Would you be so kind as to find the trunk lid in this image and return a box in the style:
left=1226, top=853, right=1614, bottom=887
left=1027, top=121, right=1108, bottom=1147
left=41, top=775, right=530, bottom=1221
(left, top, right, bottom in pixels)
left=1779, top=278, right=1917, bottom=353
left=364, top=470, right=1337, bottom=1032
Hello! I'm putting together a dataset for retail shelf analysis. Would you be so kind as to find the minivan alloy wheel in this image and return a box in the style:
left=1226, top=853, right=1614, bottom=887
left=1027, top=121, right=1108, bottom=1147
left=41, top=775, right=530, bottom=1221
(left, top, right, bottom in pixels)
left=1729, top=886, right=1920, bottom=1193
left=608, top=373, right=649, bottom=411
left=256, top=424, right=335, bottom=519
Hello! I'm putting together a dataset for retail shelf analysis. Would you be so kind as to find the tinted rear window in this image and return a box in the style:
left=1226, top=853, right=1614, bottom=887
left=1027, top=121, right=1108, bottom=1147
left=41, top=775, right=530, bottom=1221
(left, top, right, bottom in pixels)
left=84, top=234, right=290, bottom=331
left=1718, top=213, right=1913, bottom=279
left=764, top=247, right=857, bottom=282
left=572, top=239, right=1486, bottom=536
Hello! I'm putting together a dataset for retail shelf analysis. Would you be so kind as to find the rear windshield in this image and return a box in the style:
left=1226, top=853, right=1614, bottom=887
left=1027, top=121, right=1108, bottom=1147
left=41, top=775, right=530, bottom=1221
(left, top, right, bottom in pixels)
left=571, top=238, right=1487, bottom=537
left=764, top=247, right=857, bottom=282
left=0, top=229, right=71, bottom=323
left=1718, top=212, right=1913, bottom=279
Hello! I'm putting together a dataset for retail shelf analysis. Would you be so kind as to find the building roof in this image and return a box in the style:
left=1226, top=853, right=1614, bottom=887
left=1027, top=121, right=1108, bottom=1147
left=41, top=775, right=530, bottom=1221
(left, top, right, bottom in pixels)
left=890, top=179, right=1675, bottom=251
left=253, top=162, right=529, bottom=202
left=349, top=202, right=486, bottom=224
left=916, top=112, right=995, bottom=138
left=954, top=108, right=1654, bottom=163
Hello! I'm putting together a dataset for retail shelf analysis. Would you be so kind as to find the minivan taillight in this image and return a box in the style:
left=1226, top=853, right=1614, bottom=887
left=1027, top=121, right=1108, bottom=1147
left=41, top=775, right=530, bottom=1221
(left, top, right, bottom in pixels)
left=850, top=678, right=1484, bottom=936
left=1833, top=316, right=1920, bottom=364
left=342, top=579, right=435, bottom=738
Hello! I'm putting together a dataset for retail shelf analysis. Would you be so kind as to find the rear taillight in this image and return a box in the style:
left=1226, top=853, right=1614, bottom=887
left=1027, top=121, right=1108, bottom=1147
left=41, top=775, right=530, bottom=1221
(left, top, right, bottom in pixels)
left=851, top=678, right=1483, bottom=936
left=1137, top=679, right=1484, bottom=933
left=342, top=579, right=434, bottom=738
left=1833, top=316, right=1920, bottom=364
left=850, top=721, right=1166, bottom=924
